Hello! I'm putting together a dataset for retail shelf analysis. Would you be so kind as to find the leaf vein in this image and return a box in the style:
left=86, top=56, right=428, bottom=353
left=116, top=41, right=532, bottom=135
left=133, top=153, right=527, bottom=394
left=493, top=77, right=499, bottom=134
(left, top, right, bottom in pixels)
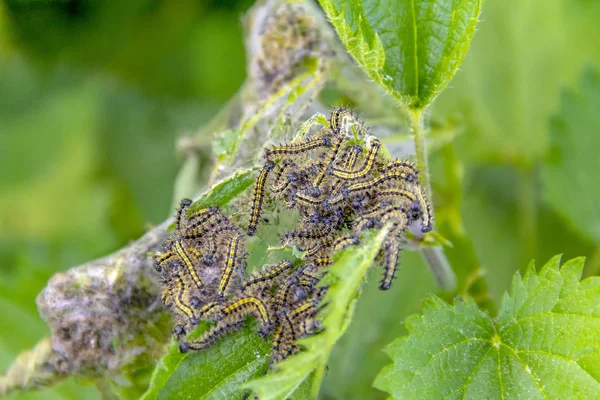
left=500, top=311, right=600, bottom=335
left=457, top=345, right=494, bottom=400
left=409, top=0, right=419, bottom=99
left=408, top=337, right=489, bottom=384
left=500, top=343, right=551, bottom=400
left=518, top=349, right=600, bottom=385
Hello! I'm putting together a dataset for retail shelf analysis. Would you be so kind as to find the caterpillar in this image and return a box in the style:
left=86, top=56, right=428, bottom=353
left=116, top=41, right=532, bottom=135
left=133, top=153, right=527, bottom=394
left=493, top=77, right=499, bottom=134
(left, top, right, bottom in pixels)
left=243, top=261, right=295, bottom=292
left=174, top=240, right=204, bottom=290
left=218, top=231, right=244, bottom=297
left=332, top=137, right=380, bottom=180
left=247, top=161, right=274, bottom=236
left=265, top=136, right=331, bottom=161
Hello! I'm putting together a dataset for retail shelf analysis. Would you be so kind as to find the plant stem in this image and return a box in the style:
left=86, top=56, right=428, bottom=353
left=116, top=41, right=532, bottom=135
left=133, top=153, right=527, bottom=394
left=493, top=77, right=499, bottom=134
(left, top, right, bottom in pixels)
left=411, top=109, right=431, bottom=198
left=409, top=108, right=456, bottom=291
left=422, top=246, right=456, bottom=291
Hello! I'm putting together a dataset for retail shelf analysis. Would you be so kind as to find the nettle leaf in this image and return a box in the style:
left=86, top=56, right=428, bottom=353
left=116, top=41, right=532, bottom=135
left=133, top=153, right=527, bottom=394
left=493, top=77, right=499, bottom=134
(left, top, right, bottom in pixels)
left=375, top=255, right=600, bottom=399
left=245, top=227, right=390, bottom=399
left=188, top=168, right=256, bottom=212
left=141, top=324, right=270, bottom=400
left=318, top=0, right=484, bottom=109
left=541, top=68, right=600, bottom=243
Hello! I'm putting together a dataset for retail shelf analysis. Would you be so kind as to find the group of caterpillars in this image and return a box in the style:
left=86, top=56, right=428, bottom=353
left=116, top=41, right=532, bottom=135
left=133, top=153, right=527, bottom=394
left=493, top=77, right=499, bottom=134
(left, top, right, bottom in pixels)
left=248, top=107, right=432, bottom=290
left=153, top=108, right=432, bottom=364
left=153, top=200, right=325, bottom=362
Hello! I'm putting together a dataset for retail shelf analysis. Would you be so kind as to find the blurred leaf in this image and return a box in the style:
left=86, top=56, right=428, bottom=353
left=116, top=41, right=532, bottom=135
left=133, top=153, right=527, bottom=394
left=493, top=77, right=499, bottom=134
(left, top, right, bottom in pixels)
left=375, top=255, right=600, bottom=399
left=141, top=324, right=270, bottom=400
left=457, top=164, right=597, bottom=304
left=434, top=0, right=600, bottom=165
left=0, top=60, right=118, bottom=250
left=457, top=167, right=522, bottom=303
left=536, top=205, right=597, bottom=276
left=541, top=68, right=600, bottom=243
left=430, top=143, right=496, bottom=312
left=245, top=228, right=389, bottom=399
left=318, top=0, right=484, bottom=109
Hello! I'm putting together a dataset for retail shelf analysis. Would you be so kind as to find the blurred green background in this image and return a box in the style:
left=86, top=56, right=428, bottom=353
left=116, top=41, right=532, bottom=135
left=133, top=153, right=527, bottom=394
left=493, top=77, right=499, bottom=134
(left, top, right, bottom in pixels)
left=1, top=0, right=599, bottom=399
left=0, top=0, right=253, bottom=398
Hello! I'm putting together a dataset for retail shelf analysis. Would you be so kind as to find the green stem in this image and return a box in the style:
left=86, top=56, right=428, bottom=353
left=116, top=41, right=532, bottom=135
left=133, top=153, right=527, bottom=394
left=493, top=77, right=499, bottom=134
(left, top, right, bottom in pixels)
left=411, top=109, right=431, bottom=199
left=409, top=109, right=456, bottom=291
left=422, top=246, right=456, bottom=291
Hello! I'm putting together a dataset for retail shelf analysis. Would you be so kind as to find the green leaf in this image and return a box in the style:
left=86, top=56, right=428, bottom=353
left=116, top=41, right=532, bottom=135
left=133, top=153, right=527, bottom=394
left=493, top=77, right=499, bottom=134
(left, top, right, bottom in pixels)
left=541, top=68, right=600, bottom=243
left=318, top=0, right=484, bottom=109
left=187, top=168, right=256, bottom=213
left=141, top=324, right=270, bottom=400
left=375, top=255, right=600, bottom=399
left=244, top=227, right=390, bottom=399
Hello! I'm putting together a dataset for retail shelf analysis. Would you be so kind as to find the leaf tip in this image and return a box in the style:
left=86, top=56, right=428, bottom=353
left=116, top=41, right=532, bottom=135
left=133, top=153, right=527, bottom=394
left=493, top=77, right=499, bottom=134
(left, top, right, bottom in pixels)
left=559, top=255, right=586, bottom=277
left=546, top=253, right=564, bottom=271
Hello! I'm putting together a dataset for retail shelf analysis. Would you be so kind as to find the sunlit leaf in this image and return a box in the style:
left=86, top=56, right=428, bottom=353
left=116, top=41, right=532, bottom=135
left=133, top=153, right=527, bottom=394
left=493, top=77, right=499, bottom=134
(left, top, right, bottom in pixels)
left=375, top=255, right=600, bottom=399
left=141, top=324, right=270, bottom=400
left=318, top=0, right=484, bottom=109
